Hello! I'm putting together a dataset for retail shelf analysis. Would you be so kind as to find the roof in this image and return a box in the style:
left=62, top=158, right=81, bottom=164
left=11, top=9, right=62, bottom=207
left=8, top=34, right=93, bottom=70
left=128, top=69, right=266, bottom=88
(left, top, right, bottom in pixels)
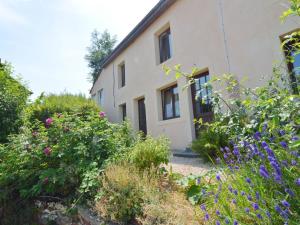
left=91, top=0, right=176, bottom=92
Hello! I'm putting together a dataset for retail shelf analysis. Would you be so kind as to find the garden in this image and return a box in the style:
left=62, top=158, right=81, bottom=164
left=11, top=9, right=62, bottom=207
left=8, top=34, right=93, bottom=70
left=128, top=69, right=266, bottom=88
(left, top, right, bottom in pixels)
left=0, top=1, right=299, bottom=225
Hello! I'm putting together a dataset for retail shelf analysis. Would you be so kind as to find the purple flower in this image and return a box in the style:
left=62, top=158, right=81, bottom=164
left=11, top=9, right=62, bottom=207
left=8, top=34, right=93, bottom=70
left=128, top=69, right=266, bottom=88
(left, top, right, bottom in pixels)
left=233, top=146, right=240, bottom=156
left=281, top=160, right=288, bottom=167
left=216, top=157, right=221, bottom=164
left=252, top=203, right=259, bottom=210
left=247, top=195, right=252, bottom=201
left=291, top=160, right=297, bottom=166
left=99, top=111, right=106, bottom=118
left=232, top=199, right=237, bottom=204
left=255, top=192, right=260, bottom=200
left=275, top=204, right=282, bottom=213
left=266, top=211, right=271, bottom=218
left=228, top=185, right=233, bottom=193
left=43, top=147, right=51, bottom=156
left=216, top=173, right=221, bottom=182
left=241, top=191, right=245, bottom=196
left=279, top=130, right=285, bottom=136
left=200, top=204, right=206, bottom=211
left=246, top=177, right=251, bottom=184
left=45, top=118, right=53, bottom=126
left=216, top=210, right=221, bottom=216
left=257, top=213, right=263, bottom=219
left=225, top=146, right=230, bottom=152
left=292, top=136, right=299, bottom=141
left=281, top=200, right=290, bottom=208
left=259, top=165, right=270, bottom=179
left=233, top=190, right=238, bottom=195
left=280, top=141, right=288, bottom=149
left=234, top=220, right=238, bottom=225
left=204, top=213, right=209, bottom=221
left=296, top=178, right=300, bottom=186
left=285, top=188, right=295, bottom=197
left=225, top=218, right=230, bottom=224
left=281, top=209, right=289, bottom=219
left=290, top=151, right=298, bottom=157
left=245, top=207, right=250, bottom=213
left=216, top=221, right=221, bottom=225
left=254, top=131, right=261, bottom=141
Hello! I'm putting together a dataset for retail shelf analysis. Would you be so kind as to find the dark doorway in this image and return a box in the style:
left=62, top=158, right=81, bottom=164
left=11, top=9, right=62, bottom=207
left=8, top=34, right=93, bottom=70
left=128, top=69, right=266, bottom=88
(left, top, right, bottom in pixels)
left=191, top=71, right=213, bottom=136
left=138, top=98, right=147, bottom=135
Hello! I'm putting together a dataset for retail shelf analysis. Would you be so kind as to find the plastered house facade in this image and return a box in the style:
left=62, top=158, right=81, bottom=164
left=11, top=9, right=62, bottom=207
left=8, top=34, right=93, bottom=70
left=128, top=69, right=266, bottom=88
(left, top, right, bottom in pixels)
left=90, top=0, right=300, bottom=150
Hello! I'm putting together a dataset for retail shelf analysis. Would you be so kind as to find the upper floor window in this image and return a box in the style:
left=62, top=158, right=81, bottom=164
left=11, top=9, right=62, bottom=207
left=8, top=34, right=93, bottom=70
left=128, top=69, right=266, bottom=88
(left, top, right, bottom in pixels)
left=98, top=89, right=104, bottom=106
left=118, top=63, right=126, bottom=88
left=283, top=33, right=300, bottom=94
left=159, top=28, right=172, bottom=63
left=161, top=84, right=180, bottom=120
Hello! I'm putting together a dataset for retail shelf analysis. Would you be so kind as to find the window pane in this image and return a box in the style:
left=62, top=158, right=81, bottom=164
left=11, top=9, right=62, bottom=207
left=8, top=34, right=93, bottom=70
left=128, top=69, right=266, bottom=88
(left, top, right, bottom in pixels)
left=121, top=64, right=125, bottom=86
left=162, top=85, right=180, bottom=120
left=163, top=89, right=173, bottom=119
left=159, top=29, right=171, bottom=63
left=174, top=87, right=180, bottom=117
left=122, top=104, right=126, bottom=121
left=292, top=51, right=300, bottom=76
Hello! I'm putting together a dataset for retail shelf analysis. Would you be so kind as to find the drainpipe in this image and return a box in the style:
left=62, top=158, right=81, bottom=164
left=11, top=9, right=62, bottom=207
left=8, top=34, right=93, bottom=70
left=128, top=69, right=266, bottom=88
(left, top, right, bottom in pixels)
left=217, top=0, right=231, bottom=73
left=113, top=63, right=116, bottom=108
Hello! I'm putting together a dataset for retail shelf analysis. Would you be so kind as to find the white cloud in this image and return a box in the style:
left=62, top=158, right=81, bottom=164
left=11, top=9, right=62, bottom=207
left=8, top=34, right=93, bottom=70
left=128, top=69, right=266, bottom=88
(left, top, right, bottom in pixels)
left=0, top=1, right=28, bottom=25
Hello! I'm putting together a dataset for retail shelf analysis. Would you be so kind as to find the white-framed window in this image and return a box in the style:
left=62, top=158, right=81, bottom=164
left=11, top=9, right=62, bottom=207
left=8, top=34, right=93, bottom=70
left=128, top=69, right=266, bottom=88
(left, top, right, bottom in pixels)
left=159, top=28, right=172, bottom=63
left=118, top=63, right=126, bottom=88
left=98, top=89, right=104, bottom=106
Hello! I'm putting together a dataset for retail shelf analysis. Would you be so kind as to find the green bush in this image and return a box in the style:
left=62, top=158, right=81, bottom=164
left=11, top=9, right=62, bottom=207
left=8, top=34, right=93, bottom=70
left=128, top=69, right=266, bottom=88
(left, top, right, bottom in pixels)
left=25, top=93, right=100, bottom=123
left=0, top=63, right=31, bottom=143
left=129, top=136, right=170, bottom=171
left=0, top=111, right=132, bottom=206
left=191, top=126, right=228, bottom=162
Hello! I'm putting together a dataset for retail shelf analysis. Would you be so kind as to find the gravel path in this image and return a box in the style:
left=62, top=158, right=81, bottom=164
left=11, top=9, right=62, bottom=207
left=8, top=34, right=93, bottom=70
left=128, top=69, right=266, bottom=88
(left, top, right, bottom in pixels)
left=168, top=156, right=211, bottom=176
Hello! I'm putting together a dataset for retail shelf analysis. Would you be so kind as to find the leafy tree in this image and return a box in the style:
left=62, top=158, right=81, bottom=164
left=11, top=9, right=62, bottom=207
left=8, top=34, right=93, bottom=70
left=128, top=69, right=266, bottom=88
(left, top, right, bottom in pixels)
left=85, top=30, right=117, bottom=83
left=0, top=63, right=31, bottom=143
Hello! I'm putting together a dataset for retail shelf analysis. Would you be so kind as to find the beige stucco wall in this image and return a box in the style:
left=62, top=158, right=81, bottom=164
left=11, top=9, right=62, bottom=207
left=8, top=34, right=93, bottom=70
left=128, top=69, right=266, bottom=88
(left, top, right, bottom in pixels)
left=91, top=0, right=300, bottom=150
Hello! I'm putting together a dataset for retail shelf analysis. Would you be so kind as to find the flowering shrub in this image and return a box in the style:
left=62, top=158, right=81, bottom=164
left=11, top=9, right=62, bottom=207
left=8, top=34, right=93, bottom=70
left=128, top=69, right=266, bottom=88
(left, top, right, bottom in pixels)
left=0, top=111, right=134, bottom=205
left=196, top=128, right=300, bottom=225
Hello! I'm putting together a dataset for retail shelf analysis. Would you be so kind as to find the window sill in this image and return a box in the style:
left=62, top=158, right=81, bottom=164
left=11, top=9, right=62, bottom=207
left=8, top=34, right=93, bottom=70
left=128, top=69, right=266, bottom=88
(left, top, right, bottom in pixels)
left=157, top=117, right=184, bottom=126
left=158, top=56, right=172, bottom=66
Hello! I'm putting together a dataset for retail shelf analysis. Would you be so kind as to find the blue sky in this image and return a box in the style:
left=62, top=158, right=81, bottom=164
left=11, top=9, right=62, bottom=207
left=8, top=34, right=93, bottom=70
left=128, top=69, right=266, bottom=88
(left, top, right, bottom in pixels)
left=0, top=0, right=159, bottom=99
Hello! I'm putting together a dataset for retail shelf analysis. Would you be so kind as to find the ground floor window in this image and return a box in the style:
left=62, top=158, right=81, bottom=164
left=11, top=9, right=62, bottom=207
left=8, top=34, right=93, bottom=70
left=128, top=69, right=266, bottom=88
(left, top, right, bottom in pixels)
left=282, top=33, right=300, bottom=94
left=161, top=84, right=180, bottom=120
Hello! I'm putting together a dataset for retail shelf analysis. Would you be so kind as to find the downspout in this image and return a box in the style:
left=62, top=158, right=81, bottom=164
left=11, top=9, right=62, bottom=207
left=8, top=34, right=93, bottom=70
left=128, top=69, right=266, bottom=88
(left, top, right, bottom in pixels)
left=113, top=63, right=116, bottom=108
left=217, top=0, right=231, bottom=73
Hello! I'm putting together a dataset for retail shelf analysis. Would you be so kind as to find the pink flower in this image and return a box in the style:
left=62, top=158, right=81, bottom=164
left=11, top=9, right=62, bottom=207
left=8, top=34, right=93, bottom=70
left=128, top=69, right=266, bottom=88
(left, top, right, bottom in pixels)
left=99, top=111, right=106, bottom=118
left=43, top=147, right=52, bottom=156
left=45, top=118, right=53, bottom=126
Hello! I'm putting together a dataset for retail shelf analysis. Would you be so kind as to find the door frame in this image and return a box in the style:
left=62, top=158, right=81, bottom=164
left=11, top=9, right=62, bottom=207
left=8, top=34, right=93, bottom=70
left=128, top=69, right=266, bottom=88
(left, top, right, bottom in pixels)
left=190, top=71, right=213, bottom=137
left=137, top=97, right=147, bottom=135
